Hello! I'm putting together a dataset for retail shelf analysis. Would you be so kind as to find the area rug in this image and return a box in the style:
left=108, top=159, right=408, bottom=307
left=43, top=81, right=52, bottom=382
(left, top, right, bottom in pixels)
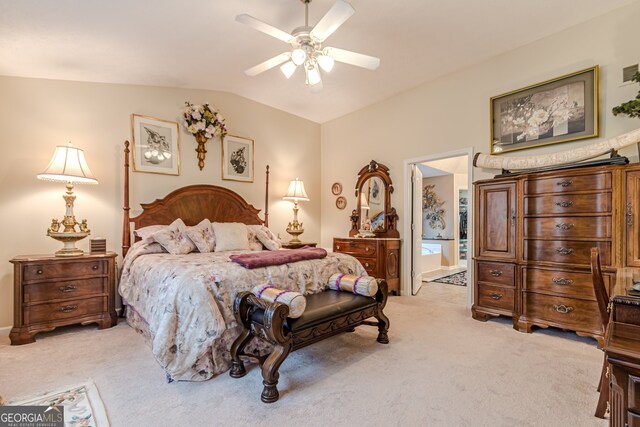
left=432, top=270, right=467, bottom=286
left=5, top=380, right=110, bottom=426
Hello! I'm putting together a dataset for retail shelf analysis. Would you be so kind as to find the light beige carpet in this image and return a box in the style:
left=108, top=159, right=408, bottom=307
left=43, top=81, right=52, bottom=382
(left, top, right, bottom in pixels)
left=0, top=283, right=607, bottom=427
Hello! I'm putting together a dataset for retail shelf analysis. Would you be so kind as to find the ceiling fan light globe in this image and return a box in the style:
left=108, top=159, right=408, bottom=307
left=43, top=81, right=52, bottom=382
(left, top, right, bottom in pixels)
left=306, top=67, right=321, bottom=86
left=280, top=61, right=297, bottom=79
left=291, top=48, right=306, bottom=66
left=317, top=55, right=335, bottom=72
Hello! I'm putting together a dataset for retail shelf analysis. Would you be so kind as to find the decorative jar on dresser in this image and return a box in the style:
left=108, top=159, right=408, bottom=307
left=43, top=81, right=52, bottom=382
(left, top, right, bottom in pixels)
left=9, top=252, right=117, bottom=345
left=333, top=237, right=400, bottom=295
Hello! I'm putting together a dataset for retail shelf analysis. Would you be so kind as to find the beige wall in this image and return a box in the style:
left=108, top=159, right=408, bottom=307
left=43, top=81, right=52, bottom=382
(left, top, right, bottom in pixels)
left=320, top=2, right=640, bottom=294
left=422, top=175, right=454, bottom=239
left=0, top=77, right=320, bottom=329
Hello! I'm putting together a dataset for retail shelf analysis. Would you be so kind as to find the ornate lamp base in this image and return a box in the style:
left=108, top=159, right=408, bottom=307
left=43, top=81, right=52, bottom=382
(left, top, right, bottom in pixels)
left=48, top=231, right=89, bottom=257
left=286, top=227, right=304, bottom=244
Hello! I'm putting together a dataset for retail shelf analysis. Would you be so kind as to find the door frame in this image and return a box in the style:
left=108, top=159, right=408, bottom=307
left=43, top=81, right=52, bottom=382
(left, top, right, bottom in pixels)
left=402, top=147, right=475, bottom=307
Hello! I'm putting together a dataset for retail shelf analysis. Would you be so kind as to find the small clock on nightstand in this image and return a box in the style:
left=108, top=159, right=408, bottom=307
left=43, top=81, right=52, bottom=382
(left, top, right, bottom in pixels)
left=281, top=242, right=317, bottom=249
left=9, top=252, right=118, bottom=345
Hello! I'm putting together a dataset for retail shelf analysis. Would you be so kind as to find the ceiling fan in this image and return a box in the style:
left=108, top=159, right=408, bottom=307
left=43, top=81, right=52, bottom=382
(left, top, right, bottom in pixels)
left=236, top=0, right=380, bottom=90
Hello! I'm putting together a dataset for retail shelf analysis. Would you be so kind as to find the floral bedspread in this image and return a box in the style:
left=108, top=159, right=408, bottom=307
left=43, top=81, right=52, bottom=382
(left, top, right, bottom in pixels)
left=119, top=241, right=365, bottom=381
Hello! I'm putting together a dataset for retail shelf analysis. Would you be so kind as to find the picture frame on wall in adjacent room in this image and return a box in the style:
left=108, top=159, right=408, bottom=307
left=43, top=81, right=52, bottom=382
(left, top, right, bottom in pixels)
left=222, top=135, right=254, bottom=182
left=131, top=114, right=181, bottom=175
left=490, top=65, right=599, bottom=154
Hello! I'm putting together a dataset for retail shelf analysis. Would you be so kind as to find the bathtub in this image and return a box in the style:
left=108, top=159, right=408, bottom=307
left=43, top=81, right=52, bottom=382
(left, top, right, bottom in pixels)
left=421, top=242, right=442, bottom=274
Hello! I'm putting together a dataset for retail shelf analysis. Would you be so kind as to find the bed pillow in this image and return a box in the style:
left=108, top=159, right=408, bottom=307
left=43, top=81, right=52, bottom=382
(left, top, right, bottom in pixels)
left=252, top=283, right=307, bottom=318
left=151, top=219, right=196, bottom=255
left=134, top=219, right=187, bottom=243
left=212, top=222, right=250, bottom=252
left=185, top=219, right=215, bottom=253
left=254, top=225, right=282, bottom=251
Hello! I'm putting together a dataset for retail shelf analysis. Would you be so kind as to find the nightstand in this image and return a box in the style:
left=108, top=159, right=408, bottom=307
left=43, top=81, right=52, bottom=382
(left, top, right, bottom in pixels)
left=9, top=252, right=117, bottom=345
left=281, top=242, right=317, bottom=249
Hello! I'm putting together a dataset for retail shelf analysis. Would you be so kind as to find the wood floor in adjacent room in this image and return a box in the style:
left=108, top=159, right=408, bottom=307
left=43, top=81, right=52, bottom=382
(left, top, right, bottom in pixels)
left=0, top=283, right=607, bottom=426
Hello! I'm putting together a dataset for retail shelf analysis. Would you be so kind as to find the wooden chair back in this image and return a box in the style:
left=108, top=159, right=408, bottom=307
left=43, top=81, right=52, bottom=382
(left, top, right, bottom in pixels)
left=590, top=247, right=610, bottom=332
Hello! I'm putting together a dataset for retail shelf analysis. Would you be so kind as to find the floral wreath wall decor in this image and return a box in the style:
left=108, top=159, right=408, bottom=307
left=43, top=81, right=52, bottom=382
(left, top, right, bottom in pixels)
left=423, top=184, right=446, bottom=230
left=182, top=101, right=227, bottom=170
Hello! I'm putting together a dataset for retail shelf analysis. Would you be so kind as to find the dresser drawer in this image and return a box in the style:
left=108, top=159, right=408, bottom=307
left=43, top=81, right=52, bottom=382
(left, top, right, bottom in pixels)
left=23, top=260, right=105, bottom=282
left=477, top=283, right=514, bottom=312
left=24, top=277, right=106, bottom=304
left=356, top=257, right=378, bottom=275
left=524, top=240, right=611, bottom=266
left=524, top=216, right=611, bottom=239
left=524, top=172, right=611, bottom=195
left=333, top=239, right=377, bottom=257
left=477, top=261, right=515, bottom=287
left=522, top=267, right=612, bottom=300
left=523, top=293, right=601, bottom=332
left=25, top=297, right=106, bottom=324
left=629, top=374, right=640, bottom=414
left=525, top=192, right=611, bottom=215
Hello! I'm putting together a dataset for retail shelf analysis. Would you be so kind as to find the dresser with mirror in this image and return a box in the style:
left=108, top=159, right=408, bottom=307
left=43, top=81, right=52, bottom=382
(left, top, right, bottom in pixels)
left=333, top=160, right=401, bottom=294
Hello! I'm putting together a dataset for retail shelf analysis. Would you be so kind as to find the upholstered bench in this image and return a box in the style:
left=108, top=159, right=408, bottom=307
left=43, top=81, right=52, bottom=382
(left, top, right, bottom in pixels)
left=229, top=279, right=390, bottom=403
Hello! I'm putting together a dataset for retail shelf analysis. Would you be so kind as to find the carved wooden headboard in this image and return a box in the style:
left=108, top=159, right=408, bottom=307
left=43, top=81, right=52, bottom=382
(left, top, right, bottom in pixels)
left=122, top=141, right=269, bottom=257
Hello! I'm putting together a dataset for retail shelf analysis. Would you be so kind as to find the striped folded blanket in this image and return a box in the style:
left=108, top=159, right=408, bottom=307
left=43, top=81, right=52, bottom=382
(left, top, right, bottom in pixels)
left=230, top=247, right=327, bottom=269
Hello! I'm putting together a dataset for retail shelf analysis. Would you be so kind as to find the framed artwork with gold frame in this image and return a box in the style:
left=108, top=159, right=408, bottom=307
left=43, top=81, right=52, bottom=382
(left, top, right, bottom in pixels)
left=222, top=135, right=254, bottom=182
left=131, top=114, right=181, bottom=175
left=490, top=66, right=599, bottom=154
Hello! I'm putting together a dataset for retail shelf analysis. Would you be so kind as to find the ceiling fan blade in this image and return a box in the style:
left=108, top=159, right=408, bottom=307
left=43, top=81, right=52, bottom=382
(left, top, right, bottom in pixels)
left=245, top=52, right=292, bottom=76
left=236, top=14, right=295, bottom=43
left=324, top=47, right=380, bottom=70
left=310, top=0, right=355, bottom=42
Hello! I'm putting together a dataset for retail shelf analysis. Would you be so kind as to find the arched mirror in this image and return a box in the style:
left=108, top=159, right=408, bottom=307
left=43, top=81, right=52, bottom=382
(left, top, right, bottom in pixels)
left=349, top=160, right=399, bottom=238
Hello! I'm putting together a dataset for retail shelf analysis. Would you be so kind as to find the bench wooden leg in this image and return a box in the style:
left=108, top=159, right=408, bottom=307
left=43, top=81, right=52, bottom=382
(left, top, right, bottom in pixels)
left=375, top=309, right=390, bottom=344
left=261, top=342, right=292, bottom=403
left=230, top=328, right=253, bottom=378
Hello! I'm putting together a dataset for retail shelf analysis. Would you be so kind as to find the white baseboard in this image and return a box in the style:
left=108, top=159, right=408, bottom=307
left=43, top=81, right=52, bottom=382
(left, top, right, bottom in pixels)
left=0, top=326, right=11, bottom=337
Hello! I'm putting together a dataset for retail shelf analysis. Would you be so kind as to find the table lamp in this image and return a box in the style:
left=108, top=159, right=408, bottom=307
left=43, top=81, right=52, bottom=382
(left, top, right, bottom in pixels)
left=283, top=178, right=309, bottom=243
left=37, top=142, right=98, bottom=256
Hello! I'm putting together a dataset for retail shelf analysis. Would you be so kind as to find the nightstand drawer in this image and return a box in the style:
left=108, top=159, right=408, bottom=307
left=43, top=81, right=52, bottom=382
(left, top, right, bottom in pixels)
left=333, top=239, right=377, bottom=256
left=23, top=260, right=105, bottom=282
left=24, top=277, right=106, bottom=303
left=26, top=297, right=106, bottom=324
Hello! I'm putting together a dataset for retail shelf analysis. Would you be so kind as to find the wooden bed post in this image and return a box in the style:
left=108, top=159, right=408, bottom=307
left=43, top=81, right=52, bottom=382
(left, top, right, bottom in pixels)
left=122, top=141, right=131, bottom=257
left=265, top=165, right=269, bottom=227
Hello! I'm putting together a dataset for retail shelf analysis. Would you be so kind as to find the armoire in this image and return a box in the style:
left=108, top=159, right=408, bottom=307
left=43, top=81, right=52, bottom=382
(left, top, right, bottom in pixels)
left=472, top=162, right=640, bottom=345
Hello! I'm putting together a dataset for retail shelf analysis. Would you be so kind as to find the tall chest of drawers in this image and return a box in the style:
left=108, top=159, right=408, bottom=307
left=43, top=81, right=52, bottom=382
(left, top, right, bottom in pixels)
left=9, top=252, right=117, bottom=345
left=473, top=163, right=638, bottom=344
left=333, top=237, right=400, bottom=295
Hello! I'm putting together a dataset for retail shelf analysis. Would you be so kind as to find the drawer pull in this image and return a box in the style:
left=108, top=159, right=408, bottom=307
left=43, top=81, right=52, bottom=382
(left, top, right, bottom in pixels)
left=60, top=305, right=78, bottom=313
left=59, top=285, right=77, bottom=293
left=552, top=277, right=574, bottom=286
left=557, top=180, right=573, bottom=187
left=489, top=270, right=503, bottom=277
left=555, top=223, right=574, bottom=230
left=37, top=269, right=43, bottom=275
left=555, top=200, right=574, bottom=208
left=364, top=262, right=370, bottom=268
left=92, top=265, right=99, bottom=270
left=489, top=293, right=503, bottom=300
left=336, top=245, right=341, bottom=250
left=365, top=247, right=370, bottom=252
left=627, top=202, right=633, bottom=226
left=553, top=304, right=574, bottom=314
left=556, top=247, right=574, bottom=255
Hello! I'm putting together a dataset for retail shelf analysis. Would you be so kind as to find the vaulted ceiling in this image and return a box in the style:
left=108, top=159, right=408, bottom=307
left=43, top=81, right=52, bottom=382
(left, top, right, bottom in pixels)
left=1, top=0, right=636, bottom=123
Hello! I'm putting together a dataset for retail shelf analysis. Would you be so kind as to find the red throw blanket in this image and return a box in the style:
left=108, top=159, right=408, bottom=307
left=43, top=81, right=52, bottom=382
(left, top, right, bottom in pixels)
left=230, top=247, right=328, bottom=269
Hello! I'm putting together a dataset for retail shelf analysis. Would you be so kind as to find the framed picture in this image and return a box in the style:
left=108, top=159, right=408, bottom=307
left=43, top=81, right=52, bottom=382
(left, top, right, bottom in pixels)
left=490, top=66, right=599, bottom=154
left=222, top=135, right=254, bottom=182
left=131, top=114, right=180, bottom=175
left=336, top=196, right=347, bottom=210
left=331, top=182, right=342, bottom=196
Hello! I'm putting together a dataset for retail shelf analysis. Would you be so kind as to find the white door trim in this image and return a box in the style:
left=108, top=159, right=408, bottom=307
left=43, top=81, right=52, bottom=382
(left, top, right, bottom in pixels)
left=402, top=147, right=475, bottom=307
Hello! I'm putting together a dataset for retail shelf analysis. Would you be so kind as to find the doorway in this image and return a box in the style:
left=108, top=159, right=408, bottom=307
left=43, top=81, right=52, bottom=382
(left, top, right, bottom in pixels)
left=403, top=148, right=474, bottom=307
